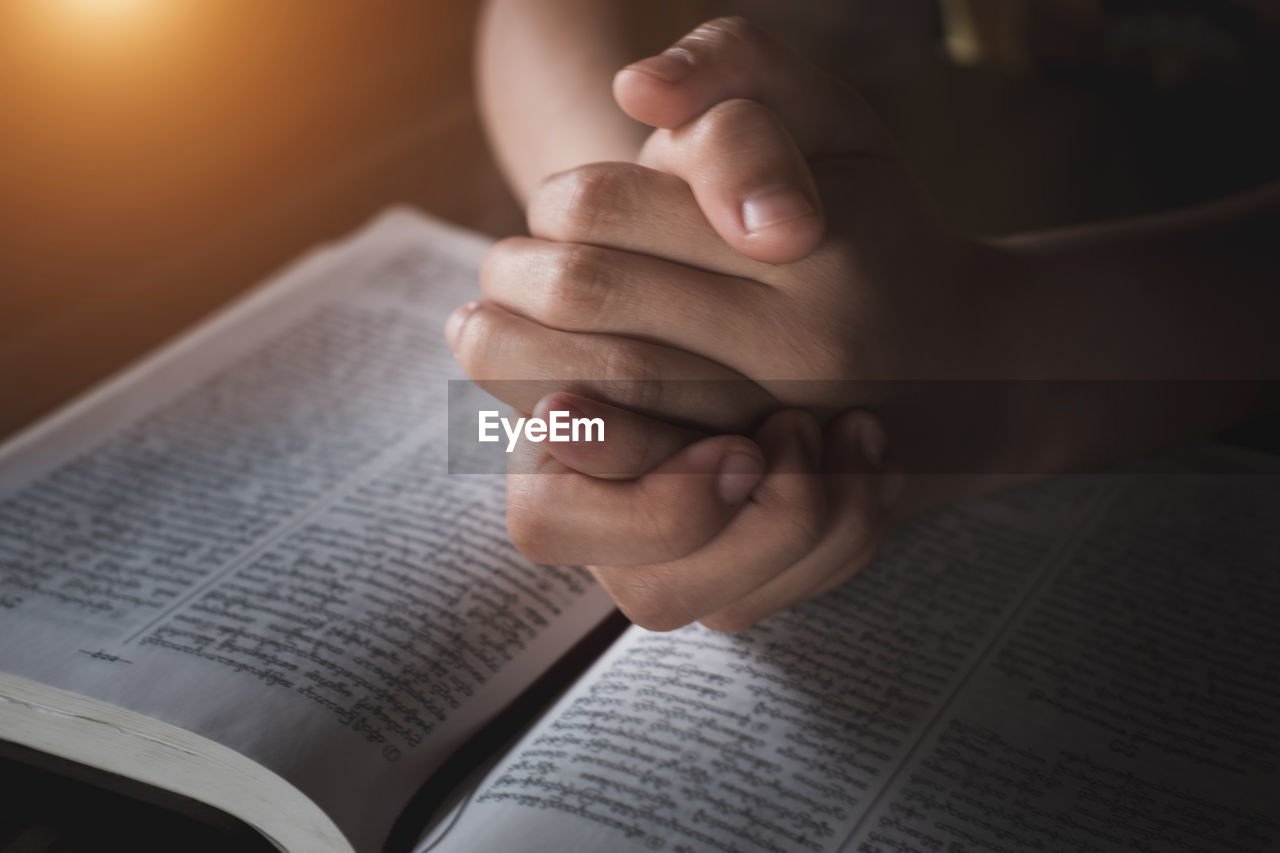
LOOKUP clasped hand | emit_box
[448,18,1020,631]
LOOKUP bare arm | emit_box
[979,180,1280,481]
[475,0,710,201]
[460,15,1280,630]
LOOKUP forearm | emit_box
[998,181,1280,378]
[990,180,1280,471]
[476,0,708,201]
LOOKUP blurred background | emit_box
[2,0,1279,443]
[1,1,1279,848]
[0,0,521,442]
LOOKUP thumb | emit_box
[613,16,892,159]
[636,98,824,265]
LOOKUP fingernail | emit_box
[625,48,694,83]
[742,185,815,234]
[859,416,886,469]
[445,301,478,351]
[846,414,899,509]
[797,413,822,469]
[544,399,592,444]
[717,450,763,505]
[531,394,555,422]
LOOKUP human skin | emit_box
[476,0,711,200]
[467,10,1280,631]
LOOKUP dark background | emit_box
[0,1,522,442]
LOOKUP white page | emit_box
[0,209,615,853]
[424,473,1108,852]
[844,462,1280,852]
[425,451,1280,853]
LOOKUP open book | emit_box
[1,209,1276,853]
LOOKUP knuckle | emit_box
[598,341,652,382]
[539,244,612,328]
[478,237,522,295]
[561,166,615,220]
[596,341,664,413]
[536,163,635,241]
[608,572,695,632]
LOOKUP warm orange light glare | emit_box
[16,0,182,56]
[57,0,153,20]
[33,0,170,41]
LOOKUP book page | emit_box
[844,464,1280,853]
[424,453,1279,853]
[0,209,616,853]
